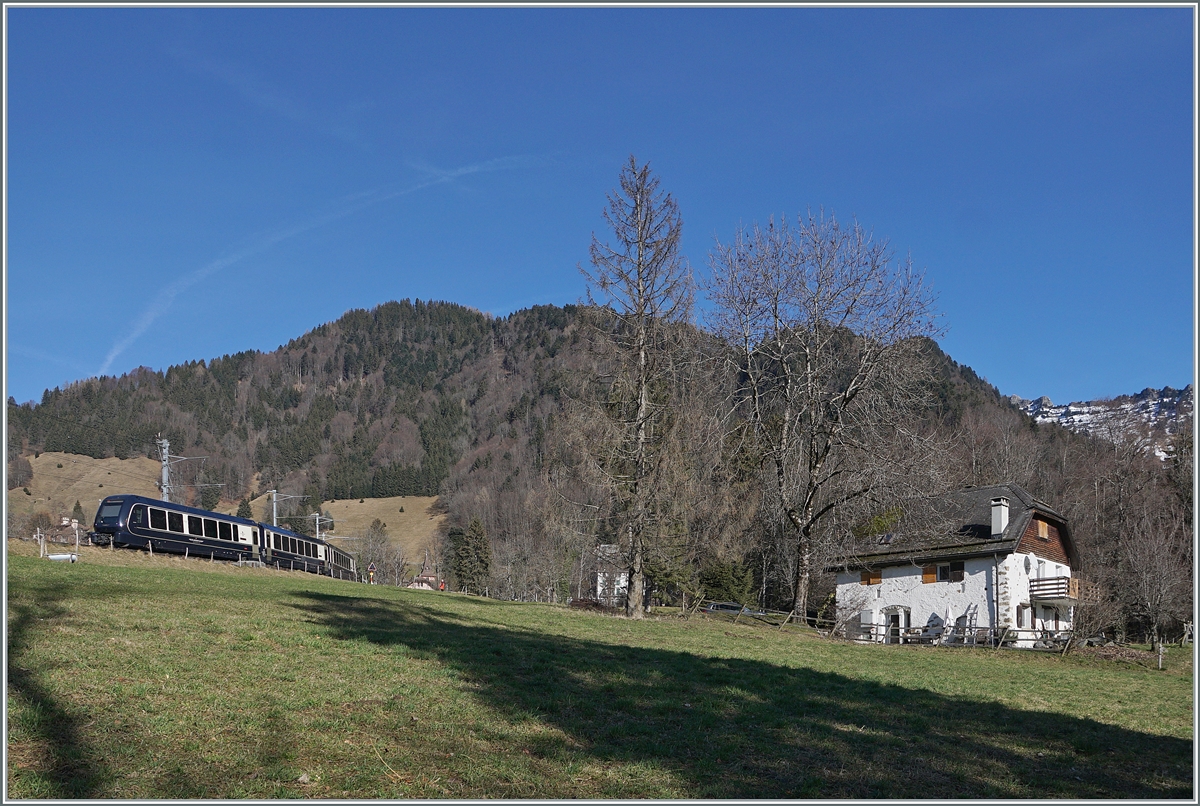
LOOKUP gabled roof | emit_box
[827,484,1076,571]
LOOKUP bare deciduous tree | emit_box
[578,156,694,619]
[1122,503,1192,647]
[706,212,942,617]
[355,518,408,586]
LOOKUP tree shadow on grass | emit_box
[292,592,1192,799]
[7,584,109,798]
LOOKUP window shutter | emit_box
[922,565,936,584]
[870,569,882,585]
[860,570,871,586]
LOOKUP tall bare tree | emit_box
[706,212,942,618]
[578,156,694,619]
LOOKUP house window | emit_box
[860,569,881,585]
[937,561,965,582]
[1017,605,1027,628]
[1037,520,1049,540]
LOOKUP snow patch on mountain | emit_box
[1010,385,1193,460]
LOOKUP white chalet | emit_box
[828,484,1096,648]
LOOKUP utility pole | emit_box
[156,435,208,504]
[306,511,334,540]
[267,490,308,528]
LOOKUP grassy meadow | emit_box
[6,540,1193,799]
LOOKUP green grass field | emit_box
[6,542,1193,799]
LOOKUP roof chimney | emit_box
[991,497,1009,538]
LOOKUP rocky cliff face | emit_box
[1010,385,1193,459]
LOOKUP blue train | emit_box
[89,494,358,581]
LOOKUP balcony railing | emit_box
[1029,576,1099,604]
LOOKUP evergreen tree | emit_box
[467,517,492,593]
[237,498,254,519]
[200,482,222,511]
[71,500,86,524]
[699,560,755,606]
[448,518,492,594]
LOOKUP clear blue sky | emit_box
[5,7,1194,407]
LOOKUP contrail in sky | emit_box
[98,157,538,376]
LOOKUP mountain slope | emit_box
[7,300,581,528]
[1011,385,1193,458]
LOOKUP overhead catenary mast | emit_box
[156,435,213,504]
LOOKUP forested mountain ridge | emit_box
[7,300,578,517]
[8,299,1003,527]
[6,300,1003,495]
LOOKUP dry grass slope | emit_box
[6,452,161,520]
[236,494,446,563]
[6,452,445,562]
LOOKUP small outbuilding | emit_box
[406,551,441,591]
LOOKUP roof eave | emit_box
[827,539,1020,573]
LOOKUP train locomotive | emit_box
[89,494,358,581]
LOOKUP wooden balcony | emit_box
[1029,576,1099,604]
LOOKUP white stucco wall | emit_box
[836,556,998,641]
[1000,551,1072,636]
[836,549,1074,645]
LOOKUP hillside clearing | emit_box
[6,540,1192,799]
[7,452,443,565]
[6,452,161,520]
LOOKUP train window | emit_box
[218,522,232,541]
[98,502,123,519]
[168,512,185,533]
[273,534,281,551]
[204,519,219,539]
[150,508,167,530]
[130,505,146,527]
[289,537,297,554]
[188,516,204,536]
[252,529,258,546]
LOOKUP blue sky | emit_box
[5,6,1194,407]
